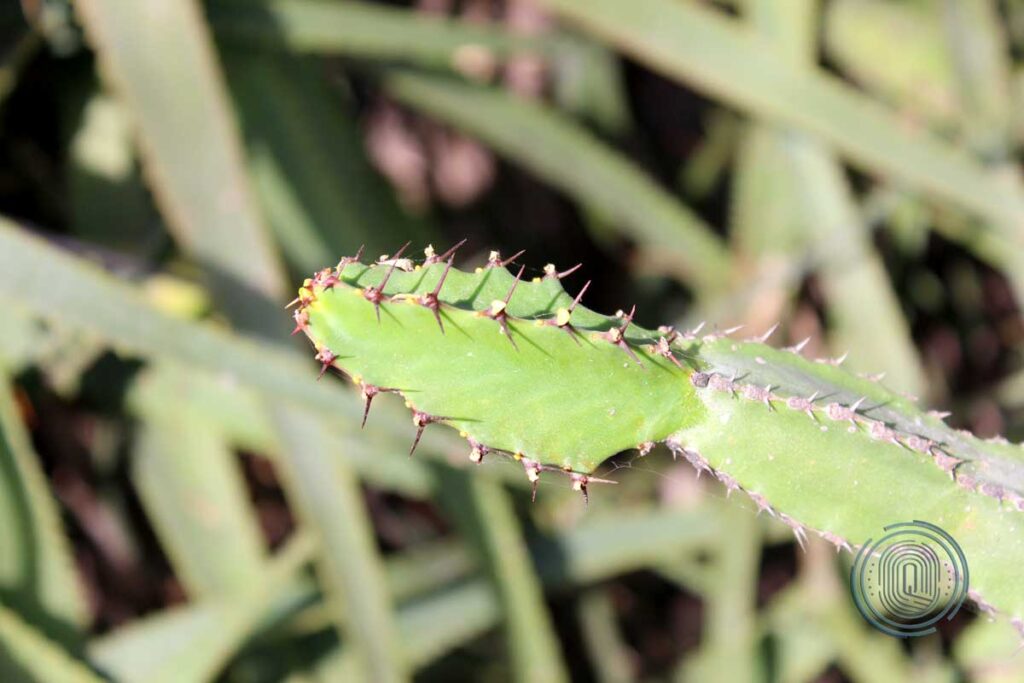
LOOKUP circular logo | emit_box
[850,520,968,638]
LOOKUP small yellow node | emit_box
[555,308,571,327]
[490,300,506,316]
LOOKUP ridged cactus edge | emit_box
[291,243,1024,631]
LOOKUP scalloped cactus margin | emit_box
[291,243,1024,633]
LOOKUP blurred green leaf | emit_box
[0,365,88,643]
[127,362,442,498]
[208,0,547,69]
[132,411,268,599]
[536,0,1024,264]
[577,588,635,683]
[219,47,431,273]
[271,404,407,682]
[745,0,928,397]
[89,532,315,683]
[439,471,569,683]
[0,604,101,683]
[825,0,957,130]
[66,87,160,255]
[75,0,287,321]
[384,70,732,293]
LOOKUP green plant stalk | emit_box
[0,366,88,642]
[296,248,1024,628]
[383,71,731,293]
[132,414,268,600]
[75,0,287,324]
[438,471,569,683]
[0,604,102,683]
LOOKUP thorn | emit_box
[484,265,525,350]
[425,238,468,266]
[545,280,590,343]
[818,351,848,366]
[779,514,807,551]
[360,384,398,429]
[570,472,589,506]
[723,324,744,336]
[786,337,811,354]
[417,255,454,333]
[363,241,411,322]
[928,410,952,420]
[334,245,366,273]
[599,304,643,367]
[681,321,706,340]
[488,249,526,269]
[752,322,779,344]
[654,336,684,368]
[862,371,886,382]
[543,262,582,280]
[742,383,774,410]
[851,396,867,412]
[315,348,336,380]
[786,392,819,420]
[522,458,542,501]
[291,309,309,336]
[468,439,488,464]
[409,410,448,456]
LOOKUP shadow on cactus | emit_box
[292,242,1024,634]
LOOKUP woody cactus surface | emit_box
[295,243,1024,633]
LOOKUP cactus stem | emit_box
[416,255,455,334]
[315,348,337,380]
[598,304,643,367]
[409,409,449,457]
[487,249,526,269]
[363,241,411,322]
[424,238,468,266]
[543,262,582,280]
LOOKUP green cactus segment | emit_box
[296,247,1024,622]
[300,253,704,476]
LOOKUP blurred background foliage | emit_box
[2,0,1024,680]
